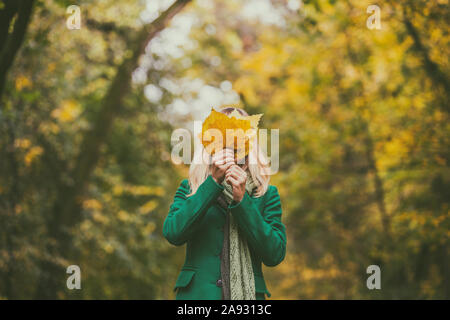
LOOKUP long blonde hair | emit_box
[188,107,271,197]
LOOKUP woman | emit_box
[163,107,286,300]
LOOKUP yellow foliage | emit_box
[92,212,109,224]
[200,108,262,159]
[129,185,163,196]
[103,243,114,254]
[15,75,32,91]
[39,122,60,135]
[83,199,103,210]
[143,222,156,236]
[233,77,259,106]
[113,185,124,195]
[14,138,31,149]
[139,200,158,215]
[117,210,130,222]
[113,184,164,197]
[51,100,81,123]
[24,146,43,166]
[47,62,56,73]
[377,130,414,172]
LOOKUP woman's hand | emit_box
[225,164,248,202]
[211,149,235,184]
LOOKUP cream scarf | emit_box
[221,174,256,300]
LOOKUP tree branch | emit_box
[403,10,450,113]
[85,18,133,40]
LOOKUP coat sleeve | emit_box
[163,175,224,246]
[229,185,287,266]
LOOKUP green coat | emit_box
[163,175,287,300]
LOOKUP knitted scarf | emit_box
[219,173,256,300]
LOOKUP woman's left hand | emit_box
[225,164,247,202]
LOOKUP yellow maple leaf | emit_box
[200,108,263,159]
[242,113,263,128]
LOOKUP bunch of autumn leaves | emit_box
[200,108,263,161]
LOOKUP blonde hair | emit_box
[188,107,271,197]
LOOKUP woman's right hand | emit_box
[211,149,235,184]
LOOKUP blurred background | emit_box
[0,0,448,299]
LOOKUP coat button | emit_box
[216,279,223,287]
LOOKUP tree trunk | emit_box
[0,0,35,102]
[363,123,392,239]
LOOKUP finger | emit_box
[226,164,239,174]
[215,157,235,167]
[223,161,235,169]
[228,173,246,185]
[227,165,242,178]
[219,164,233,173]
[230,165,244,175]
[224,155,236,163]
[228,164,241,172]
[230,166,246,178]
[225,175,240,186]
[225,166,234,176]
[223,156,234,164]
[234,172,247,184]
[226,169,246,183]
[225,171,233,180]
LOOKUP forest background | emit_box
[0,0,448,299]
